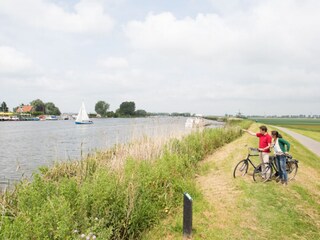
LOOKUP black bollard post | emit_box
[183,193,193,238]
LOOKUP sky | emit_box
[0,0,319,116]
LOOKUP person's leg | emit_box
[259,152,266,177]
[262,153,270,177]
[276,155,282,179]
[280,155,288,184]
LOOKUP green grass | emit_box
[252,118,320,142]
[252,118,320,126]
[0,120,252,240]
[144,123,320,240]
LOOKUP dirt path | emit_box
[276,126,320,156]
[196,129,260,236]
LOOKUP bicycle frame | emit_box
[246,148,260,169]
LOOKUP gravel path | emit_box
[276,127,320,156]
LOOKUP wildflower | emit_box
[92,235,97,239]
[80,233,86,238]
[73,229,79,233]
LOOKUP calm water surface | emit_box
[0,117,207,184]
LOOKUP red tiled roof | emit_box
[16,105,33,113]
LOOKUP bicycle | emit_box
[265,154,299,182]
[234,148,299,183]
[233,148,272,182]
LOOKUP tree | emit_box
[30,99,45,113]
[95,101,110,117]
[0,102,9,112]
[45,102,61,115]
[135,109,147,117]
[106,111,115,118]
[119,101,135,116]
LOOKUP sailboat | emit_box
[75,102,93,124]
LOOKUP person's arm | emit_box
[280,138,291,152]
[258,143,271,152]
[242,129,256,136]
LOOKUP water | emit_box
[0,117,199,184]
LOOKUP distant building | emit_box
[236,110,246,119]
[15,105,34,113]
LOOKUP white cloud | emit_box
[0,46,34,73]
[0,0,114,34]
[124,3,320,64]
[98,57,129,69]
[123,0,320,114]
[125,12,231,57]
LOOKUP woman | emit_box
[271,131,291,185]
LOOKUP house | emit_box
[16,105,34,113]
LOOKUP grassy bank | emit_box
[145,123,320,239]
[0,121,251,239]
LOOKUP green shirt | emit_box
[278,138,290,152]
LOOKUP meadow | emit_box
[252,118,320,142]
[0,120,251,240]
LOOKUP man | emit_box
[243,126,272,176]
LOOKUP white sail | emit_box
[76,102,91,123]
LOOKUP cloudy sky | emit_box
[0,0,319,115]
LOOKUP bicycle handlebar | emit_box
[285,153,292,159]
[248,147,261,152]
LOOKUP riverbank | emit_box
[0,120,251,239]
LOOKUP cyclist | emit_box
[242,126,272,177]
[271,131,291,185]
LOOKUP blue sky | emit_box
[0,0,319,115]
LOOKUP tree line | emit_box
[1,99,147,118]
[95,101,147,118]
[1,99,193,118]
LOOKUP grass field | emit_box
[252,118,320,126]
[144,123,320,239]
[252,118,320,142]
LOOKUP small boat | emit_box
[46,115,58,120]
[185,118,195,128]
[185,116,207,128]
[75,102,93,124]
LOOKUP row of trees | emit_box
[11,99,61,116]
[95,101,148,118]
[30,99,61,115]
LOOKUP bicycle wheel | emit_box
[233,159,249,178]
[253,163,272,183]
[286,160,298,181]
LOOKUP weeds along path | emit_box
[197,134,249,222]
[196,126,260,239]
